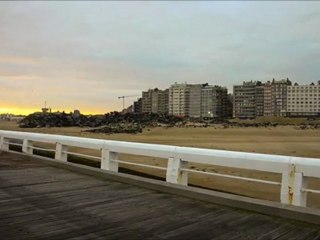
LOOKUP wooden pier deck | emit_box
[1,152,320,240]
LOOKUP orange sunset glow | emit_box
[0,107,110,116]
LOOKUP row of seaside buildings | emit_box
[131,79,320,119]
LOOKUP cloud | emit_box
[0,56,40,65]
[0,1,320,113]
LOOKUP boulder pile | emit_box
[19,111,185,134]
[19,112,103,128]
[18,111,320,133]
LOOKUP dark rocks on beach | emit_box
[18,111,320,133]
[18,112,185,134]
[19,112,77,128]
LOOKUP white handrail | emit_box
[1,130,319,208]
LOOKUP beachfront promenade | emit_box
[1,130,320,239]
[1,152,320,239]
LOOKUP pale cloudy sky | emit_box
[0,1,320,114]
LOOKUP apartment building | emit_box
[154,89,169,114]
[168,83,190,117]
[141,88,169,114]
[233,81,258,118]
[201,85,229,119]
[287,82,320,117]
[141,91,152,113]
[263,82,272,116]
[134,79,320,119]
[133,98,142,113]
[255,83,265,117]
[168,83,230,119]
[271,78,291,117]
[233,78,292,118]
[189,84,203,118]
[201,85,216,118]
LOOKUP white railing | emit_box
[0,130,320,207]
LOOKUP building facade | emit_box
[133,98,142,113]
[287,82,320,117]
[141,91,152,113]
[255,83,265,117]
[271,78,291,117]
[263,82,272,116]
[188,84,203,118]
[155,89,169,114]
[233,81,258,118]
[141,88,169,114]
[134,79,320,119]
[233,78,293,118]
[168,83,190,117]
[168,83,230,119]
[201,85,229,119]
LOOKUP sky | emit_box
[1,1,320,115]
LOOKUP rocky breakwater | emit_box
[19,112,185,134]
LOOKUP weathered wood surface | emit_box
[0,152,319,240]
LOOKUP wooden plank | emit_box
[0,179,109,201]
[0,184,149,220]
[0,153,320,240]
[276,227,320,240]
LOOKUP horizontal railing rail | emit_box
[1,130,320,207]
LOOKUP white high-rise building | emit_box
[287,82,320,117]
[168,83,190,117]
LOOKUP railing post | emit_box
[0,137,9,151]
[101,148,119,172]
[166,156,188,185]
[280,162,307,207]
[22,139,33,154]
[55,142,68,161]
